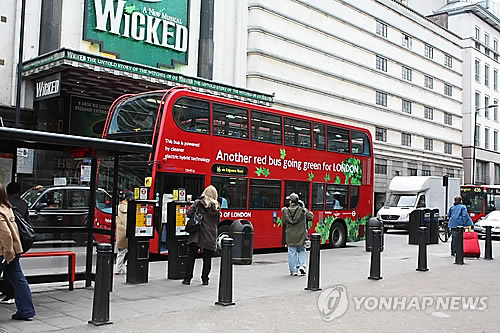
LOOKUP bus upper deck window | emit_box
[313,123,326,151]
[327,126,349,154]
[352,131,371,156]
[173,98,210,134]
[213,104,249,139]
[284,117,311,148]
[251,111,282,144]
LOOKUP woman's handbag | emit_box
[1,209,35,253]
[185,206,203,233]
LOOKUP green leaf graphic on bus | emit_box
[308,172,314,181]
[334,176,341,184]
[315,216,334,244]
[342,157,362,185]
[324,174,330,182]
[124,4,136,14]
[307,220,312,230]
[280,149,286,159]
[255,167,270,177]
[276,217,283,228]
[345,215,370,242]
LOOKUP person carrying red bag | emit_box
[447,196,474,256]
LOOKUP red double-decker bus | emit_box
[460,185,500,222]
[96,88,374,254]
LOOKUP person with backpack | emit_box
[1,182,31,304]
[182,185,220,286]
[0,184,36,321]
[282,193,314,276]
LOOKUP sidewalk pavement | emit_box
[0,233,499,333]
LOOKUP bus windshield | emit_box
[386,194,417,208]
[461,189,484,214]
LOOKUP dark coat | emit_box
[8,194,30,222]
[186,198,220,252]
[282,203,314,247]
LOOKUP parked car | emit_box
[474,210,500,239]
[21,185,112,245]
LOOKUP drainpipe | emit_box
[197,0,214,80]
[15,0,27,127]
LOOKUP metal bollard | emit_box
[485,226,493,260]
[455,226,464,265]
[416,226,429,272]
[305,233,322,291]
[368,230,382,280]
[89,243,113,326]
[215,237,235,306]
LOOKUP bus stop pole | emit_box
[86,157,98,287]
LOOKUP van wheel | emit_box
[329,222,346,248]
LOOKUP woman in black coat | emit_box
[182,185,220,285]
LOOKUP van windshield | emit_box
[386,194,417,208]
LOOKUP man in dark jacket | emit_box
[1,182,30,304]
[282,193,313,276]
[447,196,473,256]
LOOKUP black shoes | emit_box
[12,313,33,321]
[202,281,209,285]
[181,279,190,285]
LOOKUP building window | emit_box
[375,159,387,175]
[494,39,498,51]
[485,64,490,87]
[494,69,498,91]
[444,54,452,68]
[485,33,490,47]
[375,127,387,142]
[402,34,412,49]
[424,106,433,120]
[444,84,452,97]
[422,169,431,176]
[495,164,500,184]
[424,138,433,151]
[401,132,411,146]
[475,26,480,40]
[376,91,387,106]
[485,127,490,149]
[494,103,498,122]
[475,59,480,82]
[494,130,498,151]
[424,76,433,89]
[376,55,387,72]
[408,168,417,176]
[424,44,433,59]
[402,99,412,114]
[475,91,481,110]
[444,112,453,125]
[444,142,452,154]
[376,21,387,37]
[485,96,490,118]
[402,66,412,81]
[475,124,480,146]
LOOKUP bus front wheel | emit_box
[329,221,347,248]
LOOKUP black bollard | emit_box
[485,226,493,260]
[305,233,322,291]
[215,237,235,306]
[368,230,383,280]
[89,243,113,326]
[455,226,464,265]
[416,226,429,272]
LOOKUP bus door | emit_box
[283,181,310,245]
[155,172,204,253]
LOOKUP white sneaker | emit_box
[298,266,307,276]
[0,297,15,304]
[290,272,298,276]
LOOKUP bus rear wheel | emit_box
[329,221,347,248]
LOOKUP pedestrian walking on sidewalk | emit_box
[447,196,473,256]
[183,185,220,286]
[282,193,313,276]
[115,191,132,275]
[0,184,36,321]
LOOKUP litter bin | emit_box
[365,217,384,252]
[229,219,254,265]
[429,208,439,244]
[409,209,424,245]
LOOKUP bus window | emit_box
[327,126,349,154]
[349,185,360,210]
[213,104,248,139]
[326,184,348,210]
[108,93,162,135]
[173,98,210,134]
[313,123,326,151]
[284,181,310,208]
[351,131,371,156]
[251,111,282,144]
[284,118,312,148]
[486,190,500,213]
[312,183,325,210]
[211,176,248,209]
[249,179,281,209]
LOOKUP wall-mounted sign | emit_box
[70,96,111,138]
[212,164,248,176]
[34,73,61,101]
[84,0,189,68]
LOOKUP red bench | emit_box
[21,251,76,291]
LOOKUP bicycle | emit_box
[438,219,451,243]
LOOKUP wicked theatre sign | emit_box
[84,0,189,68]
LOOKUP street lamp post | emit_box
[472,104,497,185]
